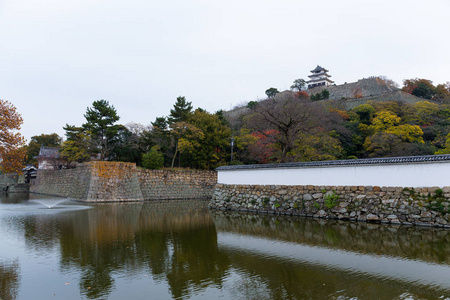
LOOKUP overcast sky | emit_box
[1,0,449,141]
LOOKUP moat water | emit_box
[1,193,449,300]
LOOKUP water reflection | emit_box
[211,211,450,299]
[0,259,20,300]
[56,200,230,299]
[1,194,450,299]
[211,211,450,265]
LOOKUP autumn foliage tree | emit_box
[244,93,329,163]
[402,78,437,99]
[0,99,26,173]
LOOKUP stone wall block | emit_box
[210,184,450,228]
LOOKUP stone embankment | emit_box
[138,169,217,200]
[308,77,395,100]
[210,184,450,228]
[31,161,217,202]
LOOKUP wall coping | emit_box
[216,154,450,171]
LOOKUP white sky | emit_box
[1,0,449,141]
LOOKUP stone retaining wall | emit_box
[31,166,89,198]
[30,162,216,202]
[137,169,217,200]
[210,184,450,228]
[308,77,395,100]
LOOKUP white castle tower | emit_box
[307,65,334,89]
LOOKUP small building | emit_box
[36,146,64,170]
[23,165,37,183]
[307,65,334,89]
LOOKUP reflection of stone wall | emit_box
[210,184,450,228]
[0,174,28,192]
[30,162,216,202]
[211,210,450,265]
[137,169,217,200]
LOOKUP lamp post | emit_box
[230,136,235,163]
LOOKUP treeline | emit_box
[25,97,231,170]
[24,77,450,170]
[234,94,450,165]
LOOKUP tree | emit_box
[169,121,203,168]
[108,125,143,163]
[265,88,279,99]
[25,133,62,166]
[60,124,91,165]
[247,101,259,109]
[310,89,330,101]
[291,131,342,162]
[0,99,26,173]
[295,91,309,99]
[83,100,121,160]
[402,78,437,99]
[142,146,164,169]
[350,104,376,125]
[185,109,232,169]
[247,129,279,164]
[378,76,399,88]
[321,89,330,99]
[245,93,327,163]
[149,116,171,166]
[168,96,193,124]
[290,79,306,91]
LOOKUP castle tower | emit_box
[307,65,334,89]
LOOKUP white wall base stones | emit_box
[209,184,450,228]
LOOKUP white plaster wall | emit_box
[217,162,450,187]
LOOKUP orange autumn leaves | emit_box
[0,99,26,173]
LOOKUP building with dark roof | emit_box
[307,65,334,89]
[36,146,63,169]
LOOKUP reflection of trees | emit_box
[55,200,229,299]
[0,259,20,300]
[211,211,450,264]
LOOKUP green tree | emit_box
[290,79,306,91]
[108,125,143,164]
[185,109,232,169]
[310,89,330,101]
[25,133,62,166]
[169,121,204,168]
[402,78,437,100]
[321,89,330,99]
[168,96,193,124]
[247,101,258,109]
[142,146,164,169]
[149,116,171,166]
[265,88,279,99]
[60,125,92,165]
[291,131,342,162]
[83,100,121,160]
[350,104,376,125]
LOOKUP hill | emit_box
[224,77,425,128]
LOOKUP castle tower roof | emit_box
[310,65,329,73]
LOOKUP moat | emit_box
[1,193,449,299]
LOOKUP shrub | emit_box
[324,191,339,209]
[142,146,164,169]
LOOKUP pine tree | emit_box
[168,96,193,123]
